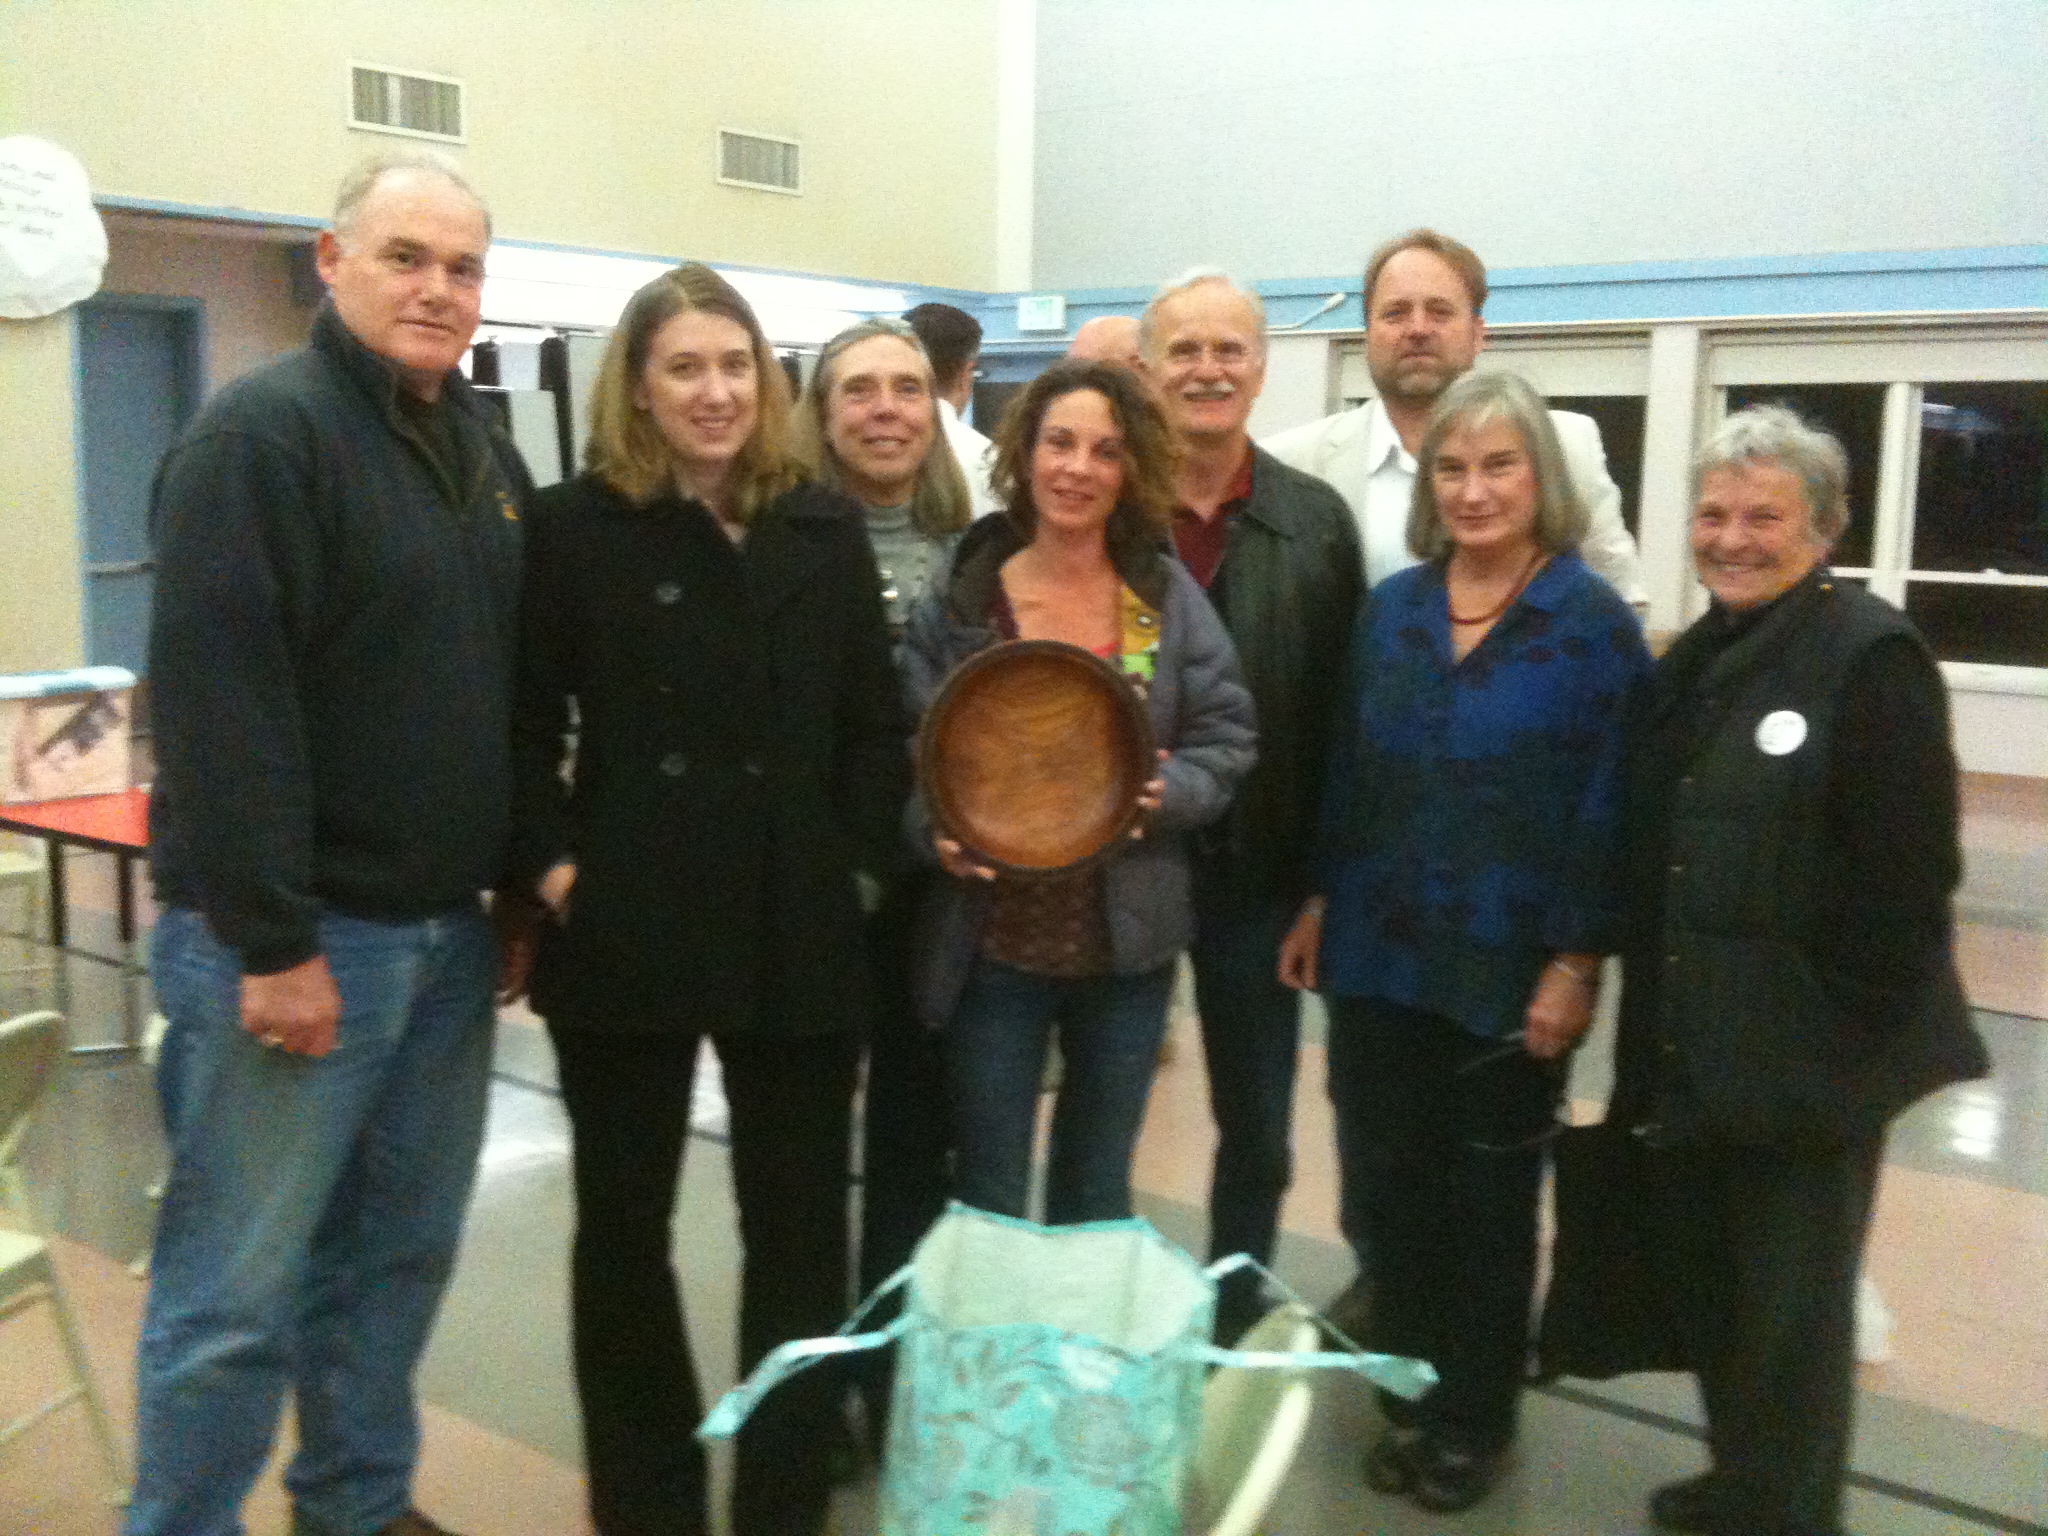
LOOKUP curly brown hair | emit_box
[988,359,1179,542]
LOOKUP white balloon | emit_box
[0,136,108,320]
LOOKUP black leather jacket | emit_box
[1197,444,1362,905]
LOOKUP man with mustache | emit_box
[1140,270,1362,1344]
[1266,228,1644,602]
[132,151,525,1536]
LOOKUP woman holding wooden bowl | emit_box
[903,358,1254,1227]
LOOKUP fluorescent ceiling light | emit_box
[481,240,908,345]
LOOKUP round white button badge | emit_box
[1755,709,1808,756]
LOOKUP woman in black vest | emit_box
[501,264,906,1536]
[1612,405,1987,1536]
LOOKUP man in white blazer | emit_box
[1264,228,1645,604]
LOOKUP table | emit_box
[0,790,152,1055]
[0,787,149,955]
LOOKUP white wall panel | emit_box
[1033,0,2048,290]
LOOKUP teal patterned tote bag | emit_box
[701,1203,1435,1536]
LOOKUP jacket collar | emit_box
[1362,398,1414,476]
[943,508,1172,623]
[1651,567,1836,722]
[310,300,481,424]
[1236,442,1331,539]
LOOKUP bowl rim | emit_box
[915,638,1157,881]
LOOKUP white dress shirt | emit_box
[938,398,1000,517]
[1263,396,1647,603]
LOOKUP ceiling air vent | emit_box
[718,129,801,195]
[350,63,465,143]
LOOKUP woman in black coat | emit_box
[1611,405,1986,1536]
[502,264,906,1536]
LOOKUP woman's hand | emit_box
[1129,750,1169,840]
[492,895,543,1005]
[935,836,999,882]
[537,860,577,920]
[1524,954,1599,1059]
[497,860,577,1004]
[1276,897,1326,992]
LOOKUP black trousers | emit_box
[549,1022,859,1536]
[1326,996,1564,1452]
[858,873,952,1295]
[1647,1131,1886,1535]
[851,874,953,1417]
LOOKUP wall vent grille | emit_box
[350,64,465,143]
[718,129,802,195]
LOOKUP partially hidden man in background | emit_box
[132,151,525,1536]
[1264,227,1645,606]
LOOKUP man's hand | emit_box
[1277,898,1325,992]
[241,954,342,1057]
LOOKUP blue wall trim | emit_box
[97,193,328,231]
[974,245,2048,346]
[92,195,2043,347]
[94,194,990,306]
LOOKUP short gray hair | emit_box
[332,150,491,242]
[1407,369,1588,561]
[1138,268,1267,360]
[1693,405,1851,543]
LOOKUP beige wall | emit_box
[0,314,84,673]
[102,223,317,393]
[0,228,314,679]
[0,0,1004,682]
[2,0,1002,289]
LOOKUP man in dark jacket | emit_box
[1139,270,1363,1343]
[132,152,526,1536]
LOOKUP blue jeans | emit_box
[1189,894,1304,1316]
[944,958,1175,1224]
[129,904,495,1536]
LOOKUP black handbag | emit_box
[1535,1120,1692,1380]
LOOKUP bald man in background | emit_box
[1067,314,1143,370]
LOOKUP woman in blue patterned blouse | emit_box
[1279,368,1652,1513]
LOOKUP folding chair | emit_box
[0,1009,129,1501]
[1188,1303,1322,1536]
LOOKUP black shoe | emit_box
[1214,1292,1265,1350]
[1361,1424,1426,1495]
[293,1513,464,1536]
[1409,1433,1508,1513]
[1322,1275,1373,1341]
[1649,1470,1754,1533]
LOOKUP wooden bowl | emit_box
[917,640,1156,878]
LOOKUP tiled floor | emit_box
[3,773,2043,1534]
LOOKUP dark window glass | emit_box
[1905,582,2048,668]
[1550,395,1646,537]
[1911,382,2048,577]
[1724,384,1885,568]
[973,380,1026,438]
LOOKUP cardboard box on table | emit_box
[0,667,135,804]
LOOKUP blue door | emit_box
[75,297,202,677]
